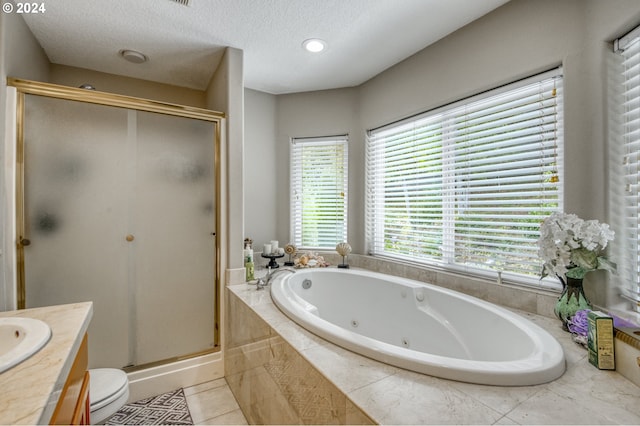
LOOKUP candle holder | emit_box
[261,253,284,269]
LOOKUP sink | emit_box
[0,317,51,373]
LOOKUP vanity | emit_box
[0,302,93,424]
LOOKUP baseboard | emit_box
[125,351,224,402]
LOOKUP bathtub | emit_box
[270,268,565,386]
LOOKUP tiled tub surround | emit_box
[225,287,375,424]
[226,270,640,424]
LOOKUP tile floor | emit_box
[183,378,248,425]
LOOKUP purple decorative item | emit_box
[566,309,590,347]
[567,309,590,336]
[611,314,637,328]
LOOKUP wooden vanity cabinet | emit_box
[50,334,90,425]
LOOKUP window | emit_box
[611,27,640,314]
[366,69,563,285]
[290,135,348,249]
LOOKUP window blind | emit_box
[612,28,640,314]
[366,69,563,284]
[290,135,348,249]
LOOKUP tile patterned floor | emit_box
[183,378,248,425]
[107,388,193,425]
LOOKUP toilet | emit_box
[89,368,130,424]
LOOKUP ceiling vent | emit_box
[169,0,189,6]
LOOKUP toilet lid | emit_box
[89,368,129,407]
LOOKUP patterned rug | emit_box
[106,388,193,425]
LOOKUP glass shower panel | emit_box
[133,111,216,365]
[23,95,131,368]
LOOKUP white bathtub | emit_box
[270,268,565,386]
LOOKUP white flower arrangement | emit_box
[537,212,616,280]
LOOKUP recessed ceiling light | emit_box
[119,49,148,64]
[302,39,326,53]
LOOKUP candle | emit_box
[270,240,279,252]
[263,243,272,255]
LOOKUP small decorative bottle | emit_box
[244,244,255,281]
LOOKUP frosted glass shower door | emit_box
[23,96,132,368]
[133,110,216,364]
[22,94,217,369]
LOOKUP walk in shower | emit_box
[9,79,222,370]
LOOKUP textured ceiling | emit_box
[20,0,509,94]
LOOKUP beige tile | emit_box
[200,408,248,425]
[272,320,330,352]
[494,414,521,425]
[224,371,250,416]
[252,300,292,327]
[184,379,247,426]
[436,272,489,300]
[346,398,376,425]
[225,337,275,376]
[226,292,274,347]
[349,370,502,425]
[546,357,640,424]
[301,343,399,393]
[247,366,300,424]
[417,267,438,284]
[183,378,228,396]
[506,388,613,424]
[536,292,558,318]
[186,383,241,424]
[263,341,347,424]
[487,284,537,313]
[448,379,543,415]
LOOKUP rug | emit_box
[106,388,193,425]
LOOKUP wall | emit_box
[0,12,50,311]
[50,65,207,107]
[244,88,277,254]
[268,0,640,309]
[206,47,245,283]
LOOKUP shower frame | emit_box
[8,77,224,359]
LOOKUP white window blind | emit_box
[290,135,348,249]
[612,27,640,314]
[366,69,563,283]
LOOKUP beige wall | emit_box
[207,47,245,277]
[50,65,207,107]
[244,88,277,255]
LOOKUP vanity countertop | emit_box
[0,302,93,425]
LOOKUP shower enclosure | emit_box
[10,79,222,370]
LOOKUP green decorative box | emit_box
[587,310,616,370]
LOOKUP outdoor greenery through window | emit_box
[611,26,640,315]
[366,69,564,284]
[290,135,348,249]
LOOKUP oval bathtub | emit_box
[270,268,565,386]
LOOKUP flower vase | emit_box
[554,276,592,330]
